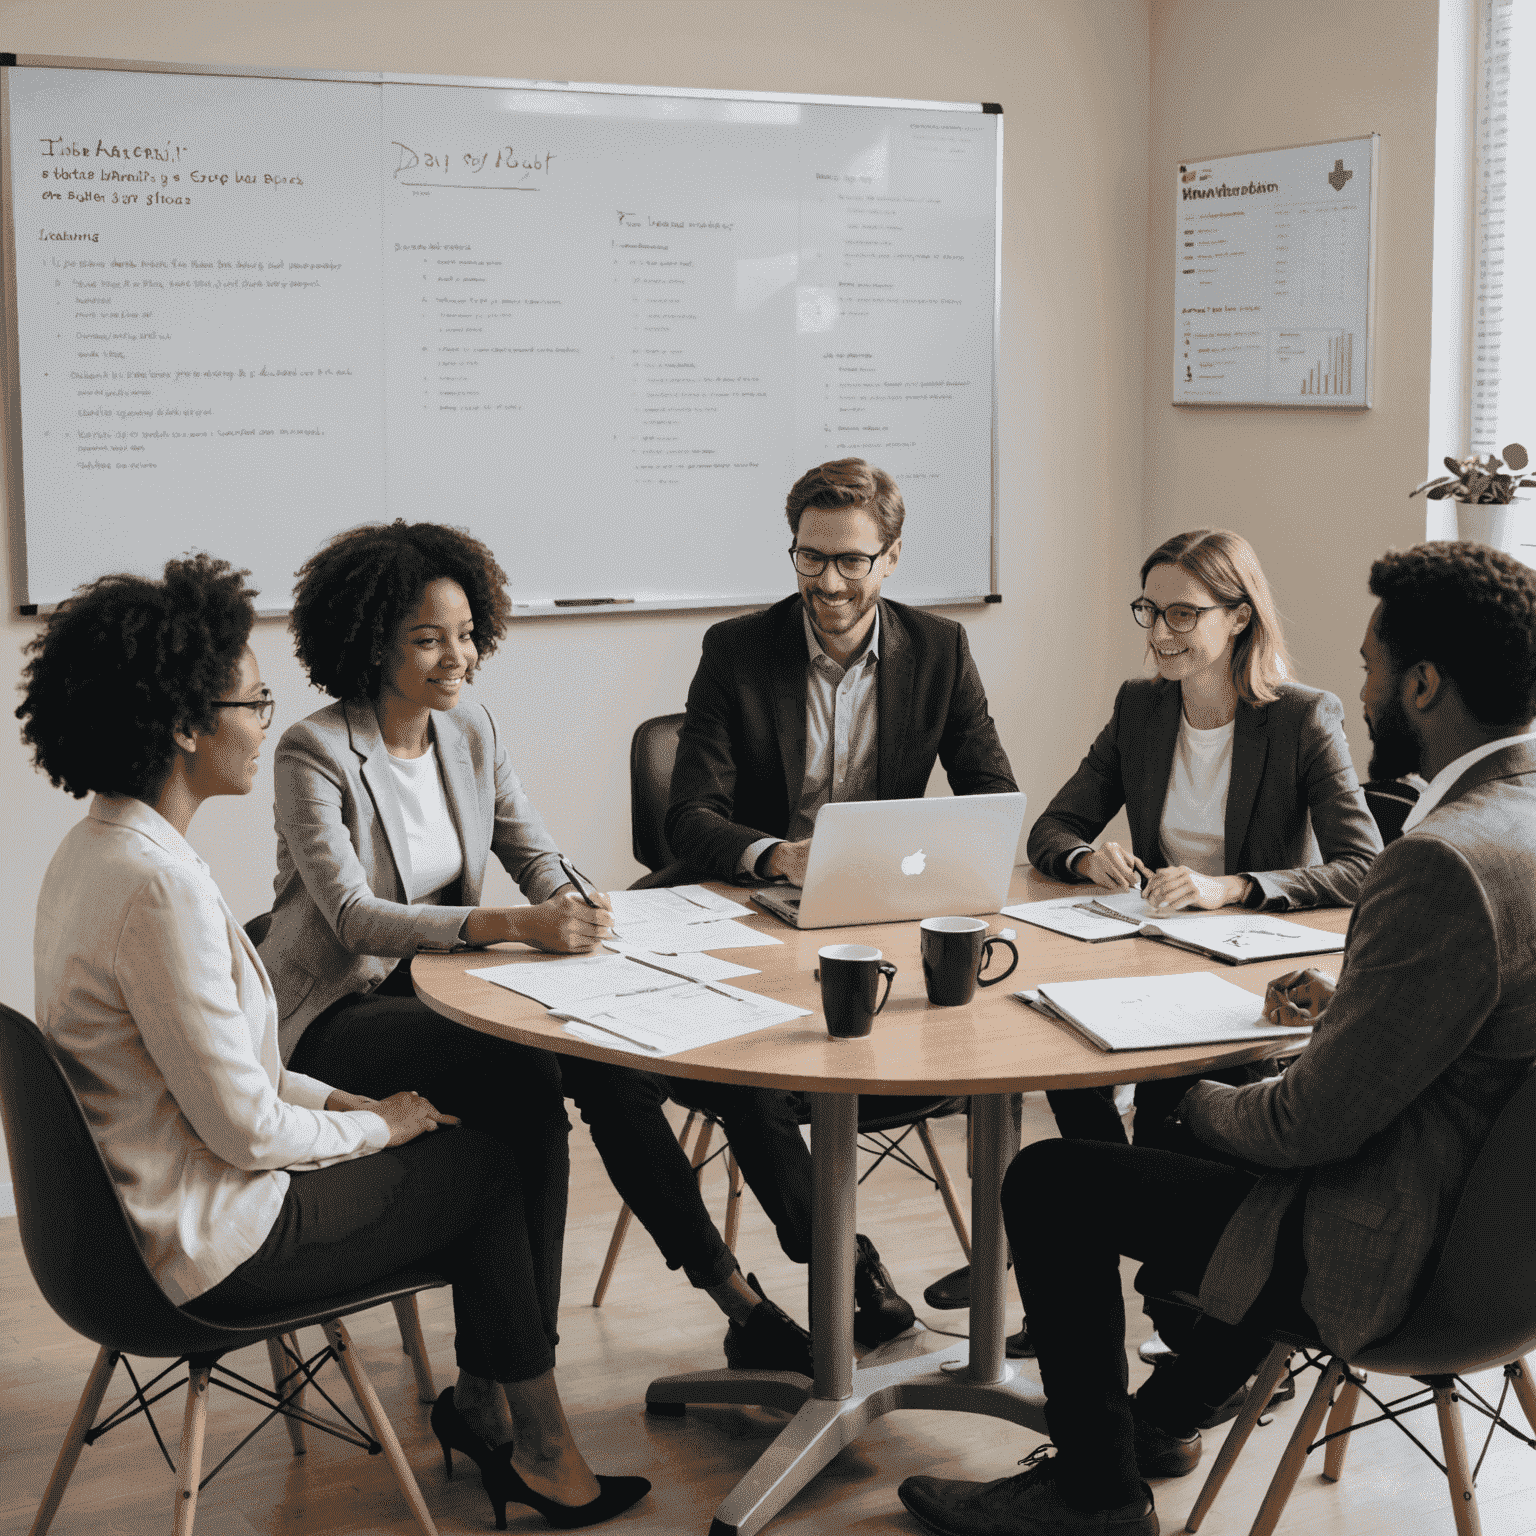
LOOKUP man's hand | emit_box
[1078,841,1151,891]
[767,838,812,885]
[1263,967,1336,1026]
[517,888,614,952]
[1142,866,1248,911]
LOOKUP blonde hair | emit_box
[1140,529,1292,705]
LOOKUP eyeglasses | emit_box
[1130,598,1235,634]
[789,543,890,580]
[211,689,275,729]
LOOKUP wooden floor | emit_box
[4,1095,1536,1536]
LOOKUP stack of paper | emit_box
[1018,971,1315,1053]
[603,885,782,955]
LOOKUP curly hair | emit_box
[289,521,513,701]
[1369,541,1536,728]
[785,458,905,545]
[15,554,258,800]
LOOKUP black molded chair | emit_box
[1362,776,1422,846]
[0,1003,448,1536]
[628,711,690,888]
[1183,1066,1536,1536]
[242,909,438,1404]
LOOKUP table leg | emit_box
[966,1092,1018,1384]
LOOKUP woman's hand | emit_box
[374,1090,460,1147]
[516,888,614,953]
[1078,842,1151,891]
[1263,968,1336,1026]
[1142,866,1247,911]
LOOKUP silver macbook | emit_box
[752,792,1027,929]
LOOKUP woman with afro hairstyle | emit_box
[21,554,648,1529]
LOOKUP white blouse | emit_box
[1158,714,1234,877]
[33,796,390,1304]
[385,745,464,903]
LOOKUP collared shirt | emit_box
[1400,730,1536,834]
[33,796,390,1303]
[740,605,882,873]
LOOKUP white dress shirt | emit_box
[1400,730,1536,834]
[33,796,390,1304]
[385,745,464,902]
[741,606,881,873]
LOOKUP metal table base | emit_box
[642,1093,1046,1536]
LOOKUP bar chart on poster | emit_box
[1172,135,1376,409]
[1,59,1001,613]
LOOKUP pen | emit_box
[558,855,602,909]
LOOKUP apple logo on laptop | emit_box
[901,848,927,877]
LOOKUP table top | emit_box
[411,868,1349,1096]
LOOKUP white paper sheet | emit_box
[605,886,754,929]
[603,918,782,954]
[603,947,760,983]
[468,953,681,1010]
[555,981,810,1056]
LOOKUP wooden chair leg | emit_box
[265,1335,307,1455]
[323,1319,438,1536]
[690,1116,716,1179]
[1183,1340,1293,1532]
[1322,1369,1365,1482]
[171,1364,212,1536]
[723,1148,744,1253]
[1434,1381,1485,1536]
[29,1345,120,1536]
[392,1295,438,1403]
[916,1119,972,1262]
[1246,1356,1347,1536]
[1508,1357,1536,1437]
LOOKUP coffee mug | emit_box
[920,916,1019,1006]
[814,944,897,1038]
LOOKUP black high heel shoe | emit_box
[429,1388,651,1530]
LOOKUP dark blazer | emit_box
[665,595,1018,880]
[1026,676,1381,909]
[1188,741,1536,1359]
[260,698,566,1062]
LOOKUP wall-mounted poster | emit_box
[1172,134,1377,408]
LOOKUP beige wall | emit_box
[0,0,1153,1036]
[1145,0,1442,775]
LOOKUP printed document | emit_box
[470,949,759,1008]
[556,982,810,1056]
[602,919,782,955]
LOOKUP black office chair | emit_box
[1183,1065,1536,1536]
[1362,776,1421,845]
[628,711,690,888]
[0,1003,448,1536]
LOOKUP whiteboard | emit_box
[1,58,1002,615]
[1171,135,1377,409]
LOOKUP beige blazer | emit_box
[261,698,566,1062]
[1187,740,1536,1358]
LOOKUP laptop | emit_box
[752,792,1028,930]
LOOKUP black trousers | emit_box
[192,1126,555,1382]
[557,1056,814,1283]
[1047,1063,1269,1150]
[287,987,570,1359]
[1002,1138,1309,1511]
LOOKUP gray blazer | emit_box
[1187,741,1536,1359]
[1027,677,1381,909]
[260,698,566,1063]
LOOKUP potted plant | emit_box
[1411,444,1536,560]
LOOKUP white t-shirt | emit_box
[385,746,464,903]
[1158,714,1235,877]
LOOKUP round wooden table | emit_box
[413,868,1347,1536]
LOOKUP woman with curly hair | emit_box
[20,554,648,1530]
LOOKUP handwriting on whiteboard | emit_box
[391,141,555,189]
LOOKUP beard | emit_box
[1366,688,1422,780]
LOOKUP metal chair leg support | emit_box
[322,1319,438,1536]
[171,1365,211,1536]
[1434,1381,1485,1536]
[915,1119,971,1262]
[29,1345,121,1536]
[690,1116,716,1180]
[265,1336,307,1455]
[1183,1340,1293,1533]
[1509,1357,1536,1438]
[392,1296,438,1403]
[1322,1369,1365,1482]
[1246,1355,1346,1536]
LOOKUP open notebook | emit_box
[1002,890,1345,965]
[1019,970,1316,1053]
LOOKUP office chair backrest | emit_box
[1361,778,1420,846]
[1356,1064,1536,1375]
[0,1003,236,1359]
[630,712,686,872]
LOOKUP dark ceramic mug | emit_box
[814,943,897,1038]
[919,916,1019,1006]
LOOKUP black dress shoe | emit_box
[1006,1324,1035,1359]
[1132,1404,1202,1478]
[922,1259,1014,1311]
[853,1233,916,1345]
[723,1274,813,1375]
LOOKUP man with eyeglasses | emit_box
[654,459,1017,1369]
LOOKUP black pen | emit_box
[557,855,602,909]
